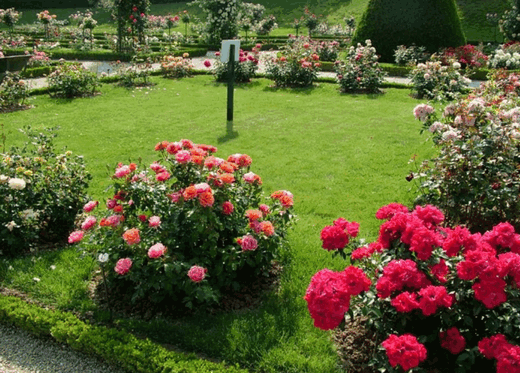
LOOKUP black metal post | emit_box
[227,44,235,122]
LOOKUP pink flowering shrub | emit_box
[305,203,520,372]
[77,139,295,308]
[210,45,261,83]
[265,36,321,87]
[335,39,386,93]
[412,71,520,232]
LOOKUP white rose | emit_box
[8,178,26,190]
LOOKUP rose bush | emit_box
[411,71,520,233]
[0,72,30,112]
[265,36,321,87]
[74,139,295,309]
[306,203,520,372]
[47,60,100,98]
[335,39,386,93]
[0,126,91,256]
[160,53,193,79]
[210,44,261,83]
[409,60,471,101]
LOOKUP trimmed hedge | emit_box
[0,295,248,373]
[353,0,466,63]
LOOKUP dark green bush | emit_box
[353,0,466,62]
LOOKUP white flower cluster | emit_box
[489,49,520,70]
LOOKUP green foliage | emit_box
[47,61,100,98]
[353,0,466,62]
[0,126,91,255]
[412,71,520,232]
[335,39,386,93]
[500,0,520,41]
[394,45,430,66]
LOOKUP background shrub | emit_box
[265,36,320,87]
[353,0,466,63]
[47,61,100,98]
[335,39,386,93]
[0,126,91,255]
[394,44,430,66]
[409,60,471,100]
[0,72,30,111]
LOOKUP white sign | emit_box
[220,40,240,63]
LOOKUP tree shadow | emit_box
[217,121,239,144]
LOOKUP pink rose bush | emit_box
[306,203,520,372]
[210,45,262,83]
[265,36,321,87]
[75,139,295,308]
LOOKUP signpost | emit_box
[221,40,240,122]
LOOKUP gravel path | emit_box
[0,323,127,373]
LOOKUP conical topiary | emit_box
[352,0,466,63]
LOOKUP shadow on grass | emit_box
[209,80,264,90]
[262,85,318,95]
[338,91,385,100]
[217,121,239,143]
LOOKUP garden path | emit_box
[23,51,423,90]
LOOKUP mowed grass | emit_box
[9,0,511,42]
[0,76,436,372]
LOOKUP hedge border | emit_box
[0,295,248,373]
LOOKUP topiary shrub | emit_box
[352,0,466,63]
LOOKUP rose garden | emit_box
[1,0,520,372]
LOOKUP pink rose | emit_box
[68,230,84,244]
[115,258,132,275]
[83,201,98,212]
[148,216,161,227]
[187,265,207,283]
[204,59,211,68]
[175,150,191,164]
[148,243,167,259]
[240,234,258,251]
[81,216,97,231]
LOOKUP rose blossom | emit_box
[122,228,140,245]
[222,201,234,215]
[83,201,99,212]
[8,178,26,190]
[175,150,191,164]
[81,216,97,230]
[115,258,132,275]
[148,243,167,259]
[68,230,84,244]
[149,216,161,227]
[240,234,258,251]
[187,265,207,282]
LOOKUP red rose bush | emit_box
[71,139,295,309]
[305,203,520,372]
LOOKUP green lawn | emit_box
[0,76,437,372]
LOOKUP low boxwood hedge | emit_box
[0,295,248,373]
